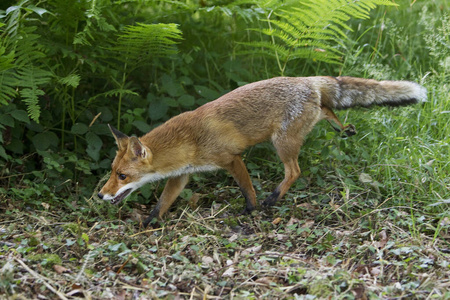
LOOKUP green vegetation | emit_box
[0,0,449,298]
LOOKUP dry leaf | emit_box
[255,277,277,286]
[359,173,373,183]
[53,265,69,274]
[297,203,314,210]
[130,208,145,222]
[201,256,214,266]
[330,202,340,210]
[228,234,238,242]
[189,193,202,209]
[440,217,450,226]
[116,290,127,300]
[241,245,262,256]
[67,283,84,297]
[377,230,389,249]
[276,234,288,241]
[335,230,353,238]
[351,283,367,300]
[272,217,282,225]
[370,267,381,277]
[302,220,315,228]
[286,217,300,227]
[222,267,235,277]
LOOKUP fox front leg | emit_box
[142,174,190,228]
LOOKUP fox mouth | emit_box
[111,189,132,205]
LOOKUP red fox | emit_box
[97,76,427,227]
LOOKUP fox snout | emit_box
[97,193,104,199]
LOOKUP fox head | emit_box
[98,125,156,205]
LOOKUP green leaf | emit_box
[86,132,103,161]
[148,100,169,120]
[132,120,152,133]
[26,5,49,17]
[108,243,123,252]
[6,6,20,15]
[86,132,102,149]
[32,131,59,151]
[98,107,113,122]
[0,114,14,127]
[178,95,196,108]
[0,146,7,160]
[162,97,179,107]
[194,85,220,101]
[81,233,89,244]
[71,123,89,135]
[10,110,30,124]
[161,74,184,97]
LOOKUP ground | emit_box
[1,179,449,299]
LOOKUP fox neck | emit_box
[138,115,219,180]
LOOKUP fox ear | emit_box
[108,124,129,150]
[128,136,152,160]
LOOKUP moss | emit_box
[27,253,62,268]
[223,217,239,228]
[62,223,81,235]
[308,278,333,298]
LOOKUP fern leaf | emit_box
[111,23,182,65]
[1,5,54,122]
[20,87,45,122]
[57,74,81,88]
[89,89,139,103]
[239,0,397,71]
[0,46,18,105]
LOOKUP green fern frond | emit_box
[89,89,139,103]
[20,87,44,122]
[111,23,182,65]
[57,74,81,88]
[0,46,18,105]
[0,7,53,122]
[240,0,397,73]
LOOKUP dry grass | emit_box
[1,187,449,299]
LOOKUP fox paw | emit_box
[262,190,280,207]
[240,205,255,215]
[343,124,356,137]
[142,211,160,228]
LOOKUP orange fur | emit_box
[97,76,426,227]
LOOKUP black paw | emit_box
[240,204,256,215]
[141,211,160,228]
[262,190,279,207]
[343,124,356,137]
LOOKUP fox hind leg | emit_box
[264,104,322,206]
[263,157,300,206]
[263,128,304,206]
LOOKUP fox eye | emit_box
[118,174,127,180]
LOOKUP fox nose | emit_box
[97,193,104,199]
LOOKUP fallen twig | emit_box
[14,257,69,300]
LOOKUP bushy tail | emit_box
[326,76,427,110]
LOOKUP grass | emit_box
[1,0,450,299]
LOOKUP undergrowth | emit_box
[0,0,449,299]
